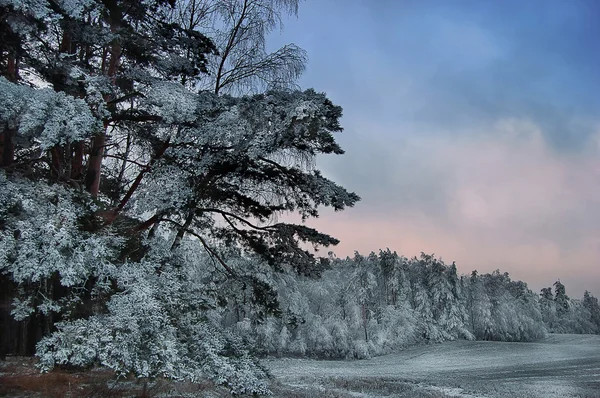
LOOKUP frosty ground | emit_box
[1,334,598,397]
[267,334,600,398]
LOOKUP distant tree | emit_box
[409,254,438,340]
[467,270,493,339]
[554,280,570,317]
[378,248,400,306]
[541,287,553,301]
[441,262,472,340]
[539,286,557,328]
[348,252,378,342]
[583,291,600,332]
[478,271,545,341]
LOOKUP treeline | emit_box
[222,250,600,359]
[540,281,600,334]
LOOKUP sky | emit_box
[268,0,600,297]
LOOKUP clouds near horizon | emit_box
[312,118,600,296]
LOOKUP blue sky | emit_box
[270,0,600,296]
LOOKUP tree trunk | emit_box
[71,141,85,180]
[362,304,368,342]
[50,145,64,180]
[0,56,18,167]
[115,133,132,196]
[85,133,105,196]
[6,56,18,82]
[0,132,4,167]
[85,13,122,197]
[0,275,13,359]
[1,130,14,168]
[147,215,162,239]
[0,276,41,357]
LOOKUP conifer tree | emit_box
[554,280,570,317]
[0,0,359,391]
[583,291,600,332]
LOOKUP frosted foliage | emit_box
[83,76,112,120]
[36,244,270,395]
[0,176,118,283]
[469,272,547,341]
[0,175,122,315]
[142,82,199,124]
[293,100,319,121]
[0,78,29,131]
[22,90,99,148]
[11,297,34,321]
[134,89,349,220]
[55,0,97,18]
[0,0,51,19]
[170,89,341,156]
[134,166,192,213]
[37,265,183,378]
[0,78,98,149]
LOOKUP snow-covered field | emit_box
[266,334,600,398]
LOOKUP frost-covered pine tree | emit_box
[477,271,546,341]
[439,262,472,340]
[467,271,494,340]
[583,291,600,333]
[539,286,557,329]
[0,0,359,392]
[553,280,571,317]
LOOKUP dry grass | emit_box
[0,357,230,398]
[0,358,121,397]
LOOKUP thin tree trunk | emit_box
[59,30,72,54]
[86,15,122,197]
[6,56,18,82]
[362,304,368,342]
[235,298,241,323]
[214,0,248,95]
[1,56,18,167]
[470,295,476,334]
[50,145,64,180]
[1,130,14,168]
[50,31,83,182]
[116,133,132,192]
[71,141,84,180]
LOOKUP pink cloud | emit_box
[303,119,600,296]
